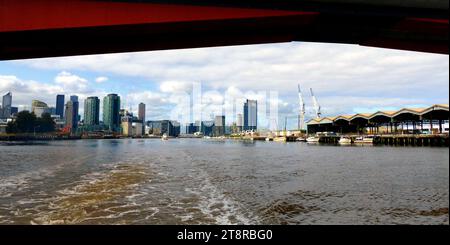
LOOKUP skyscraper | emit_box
[56,94,65,118]
[69,95,79,127]
[65,101,77,130]
[236,113,243,132]
[138,102,146,122]
[70,95,78,103]
[103,94,121,132]
[84,96,100,125]
[2,92,12,118]
[244,99,257,131]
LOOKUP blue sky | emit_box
[1,42,448,130]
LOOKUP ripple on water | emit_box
[30,163,151,224]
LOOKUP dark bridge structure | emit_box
[0,0,448,60]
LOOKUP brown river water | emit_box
[0,139,448,224]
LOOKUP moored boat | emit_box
[354,136,374,144]
[338,136,352,144]
[306,136,320,143]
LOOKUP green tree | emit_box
[14,111,37,133]
[36,113,55,133]
[6,121,18,133]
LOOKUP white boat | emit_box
[296,137,307,142]
[338,136,352,144]
[354,136,374,144]
[265,137,272,141]
[161,133,168,140]
[306,136,320,143]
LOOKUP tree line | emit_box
[6,111,55,134]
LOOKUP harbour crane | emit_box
[310,88,321,119]
[297,84,306,130]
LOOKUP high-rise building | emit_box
[244,99,257,131]
[2,92,12,118]
[138,102,146,122]
[236,113,243,132]
[65,101,78,130]
[70,95,78,103]
[63,95,79,129]
[56,94,65,118]
[214,115,225,136]
[84,96,100,125]
[103,94,121,132]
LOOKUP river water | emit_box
[0,139,448,225]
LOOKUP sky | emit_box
[0,41,448,130]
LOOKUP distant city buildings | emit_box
[0,89,263,137]
[56,94,65,118]
[244,99,257,131]
[84,96,100,125]
[103,94,121,132]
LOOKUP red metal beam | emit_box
[0,0,447,60]
[0,0,317,32]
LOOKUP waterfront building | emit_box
[243,99,257,131]
[31,100,50,118]
[56,94,65,118]
[84,96,100,126]
[185,123,199,134]
[132,122,144,136]
[214,115,225,136]
[201,121,214,136]
[121,116,132,136]
[103,94,121,132]
[147,120,180,137]
[138,102,146,122]
[306,104,449,135]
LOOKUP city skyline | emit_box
[0,42,448,129]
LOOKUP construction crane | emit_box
[297,84,306,130]
[310,88,321,119]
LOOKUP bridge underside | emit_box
[0,0,448,60]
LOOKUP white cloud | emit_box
[54,71,91,93]
[95,76,108,83]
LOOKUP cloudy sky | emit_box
[0,42,448,130]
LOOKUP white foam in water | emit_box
[188,169,256,225]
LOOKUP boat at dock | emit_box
[354,136,374,144]
[296,137,307,142]
[338,136,352,145]
[306,136,320,143]
[161,133,168,140]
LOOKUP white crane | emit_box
[310,88,321,119]
[297,84,306,130]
